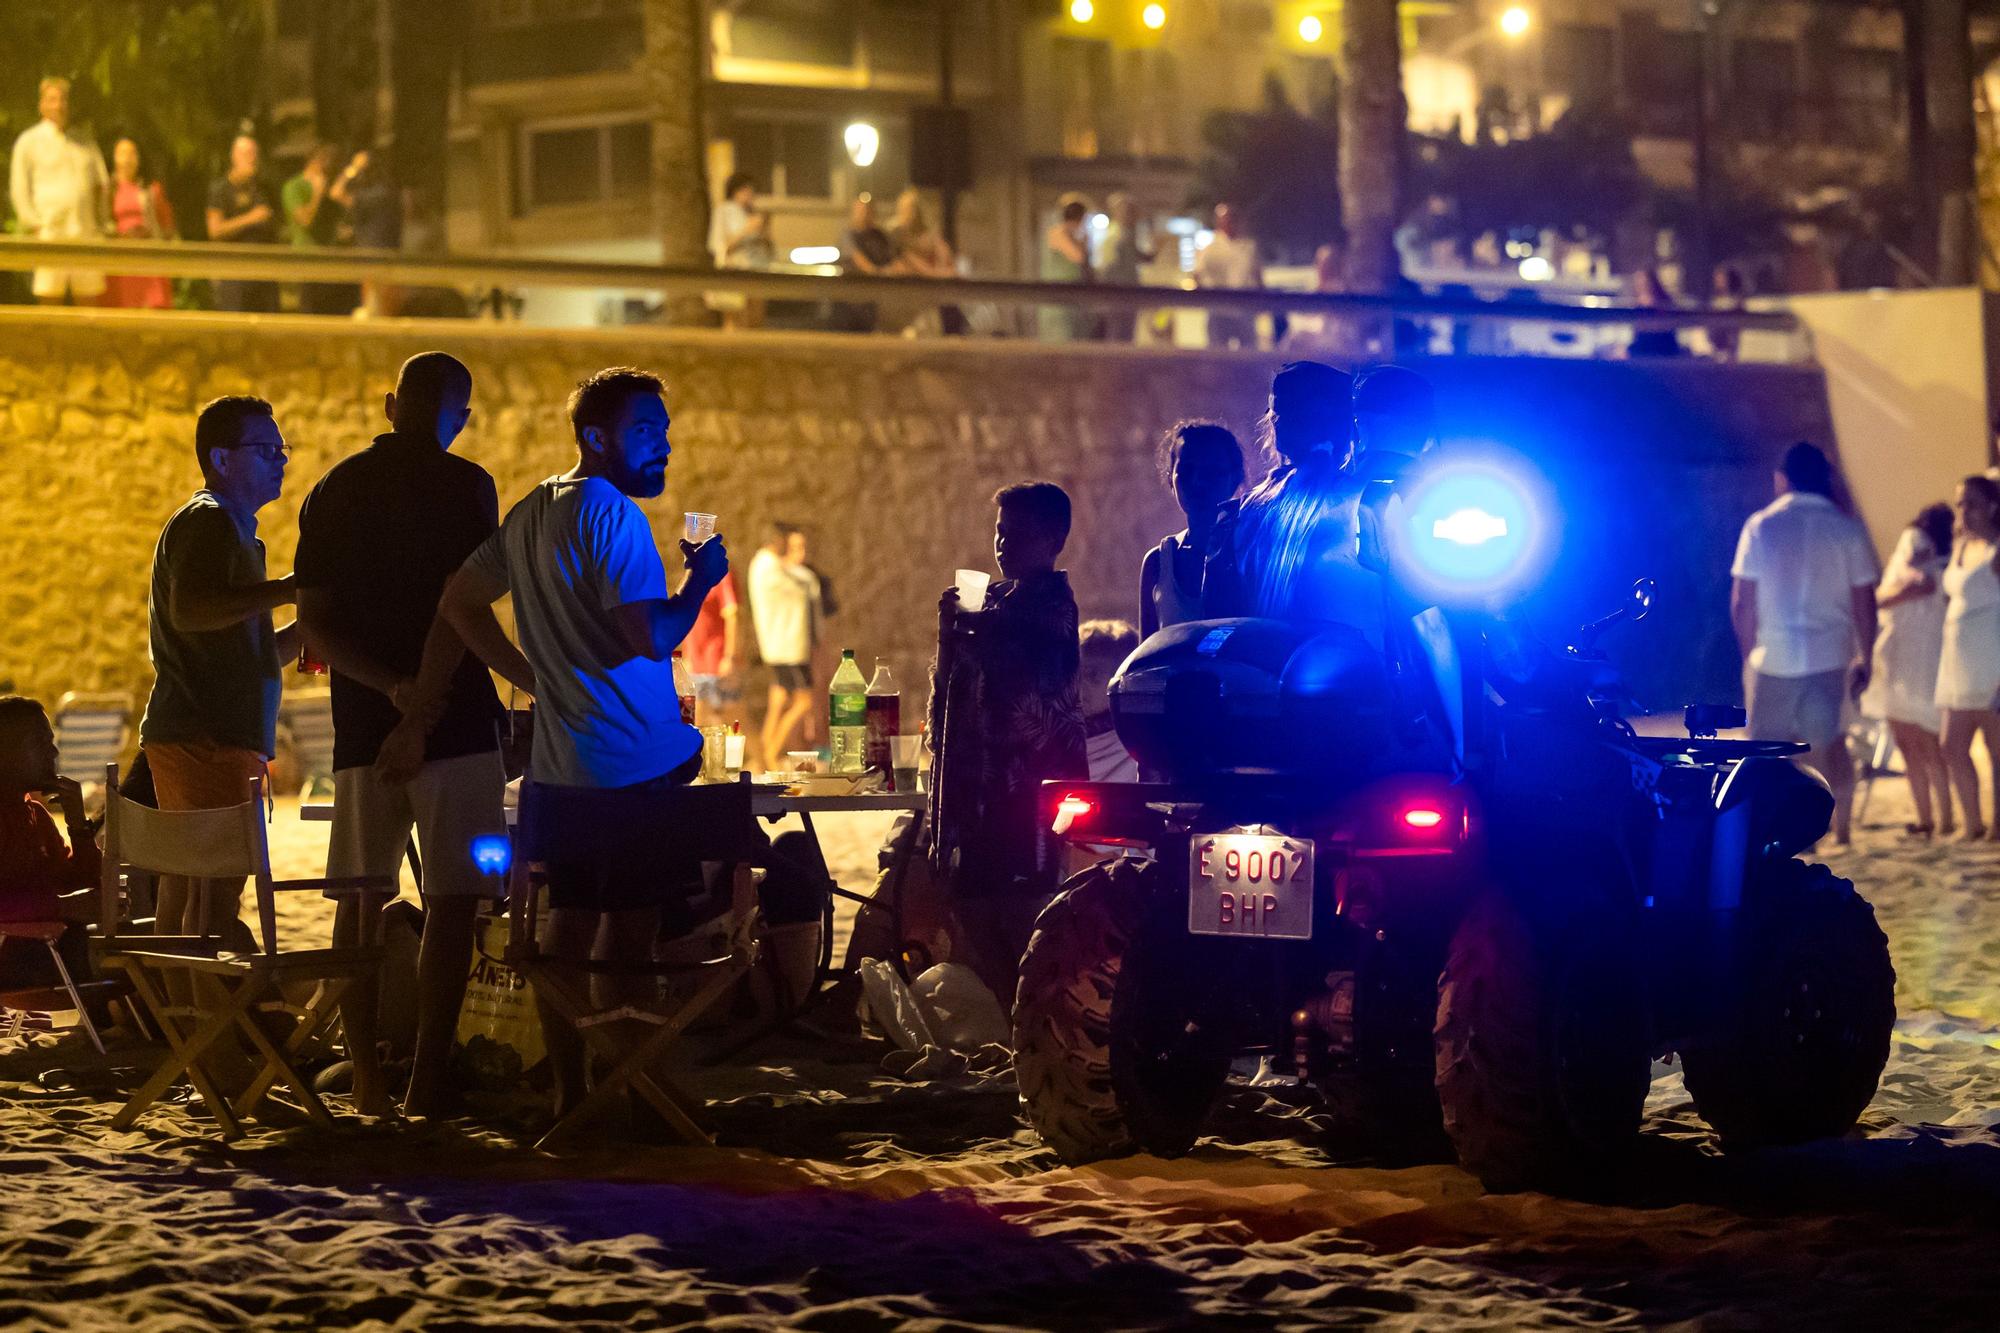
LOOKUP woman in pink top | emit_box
[103,138,176,310]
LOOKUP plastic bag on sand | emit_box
[910,963,1010,1052]
[858,958,1013,1081]
[857,957,937,1052]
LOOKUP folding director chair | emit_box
[508,777,767,1149]
[0,920,134,1053]
[96,765,394,1140]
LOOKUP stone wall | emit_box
[0,309,1274,725]
[0,308,1836,737]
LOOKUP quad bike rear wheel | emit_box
[1679,860,1894,1149]
[1434,891,1652,1192]
[1014,857,1232,1164]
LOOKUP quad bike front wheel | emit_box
[1679,860,1895,1149]
[1014,857,1232,1164]
[1434,891,1653,1192]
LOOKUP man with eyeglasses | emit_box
[139,395,298,960]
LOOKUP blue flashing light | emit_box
[1399,465,1539,595]
[471,834,513,878]
[1432,507,1509,547]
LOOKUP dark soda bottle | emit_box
[865,660,900,787]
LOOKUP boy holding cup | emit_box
[928,481,1088,1002]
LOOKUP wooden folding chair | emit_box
[507,778,766,1149]
[95,765,394,1140]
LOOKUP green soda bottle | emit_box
[828,649,868,774]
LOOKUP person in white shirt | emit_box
[387,366,729,1119]
[1194,202,1262,350]
[1933,475,2000,840]
[9,77,110,304]
[707,171,772,331]
[1730,442,1879,845]
[1858,503,1953,836]
[747,522,822,770]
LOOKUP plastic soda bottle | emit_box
[829,649,868,774]
[865,659,900,787]
[671,650,697,727]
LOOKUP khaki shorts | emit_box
[1747,669,1846,752]
[329,750,508,899]
[32,266,105,300]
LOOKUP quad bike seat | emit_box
[1111,617,1410,781]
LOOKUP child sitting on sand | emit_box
[928,482,1089,1002]
[0,696,102,988]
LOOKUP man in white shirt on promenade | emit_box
[1194,202,1262,350]
[9,77,109,305]
[1730,441,1879,845]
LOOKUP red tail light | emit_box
[1401,807,1445,829]
[1052,793,1096,835]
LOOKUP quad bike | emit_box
[1013,576,1895,1191]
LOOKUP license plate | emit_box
[1187,833,1314,940]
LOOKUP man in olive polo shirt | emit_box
[139,395,298,945]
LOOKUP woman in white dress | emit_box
[1934,476,2000,839]
[1861,503,1953,835]
[1139,421,1246,638]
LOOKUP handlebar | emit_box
[1631,736,1808,761]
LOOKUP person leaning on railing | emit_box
[708,171,773,331]
[205,134,281,313]
[104,137,176,311]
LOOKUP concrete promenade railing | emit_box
[0,236,1801,339]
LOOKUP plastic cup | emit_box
[685,511,717,544]
[954,568,990,610]
[700,725,729,782]
[890,734,922,793]
[724,732,746,773]
[788,750,823,775]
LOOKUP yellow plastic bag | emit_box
[455,913,545,1085]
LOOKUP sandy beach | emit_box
[3,780,1998,1331]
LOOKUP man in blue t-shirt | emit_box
[296,351,505,1117]
[383,366,728,1118]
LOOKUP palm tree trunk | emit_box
[1339,0,1405,295]
[642,0,713,321]
[312,0,380,152]
[389,0,465,254]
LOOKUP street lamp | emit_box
[844,121,880,168]
[1141,2,1167,29]
[1445,5,1534,58]
[1299,14,1324,43]
[1069,0,1093,22]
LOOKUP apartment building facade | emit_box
[262,0,1990,307]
